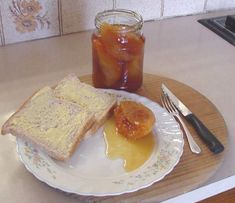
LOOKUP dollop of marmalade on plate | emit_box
[114,101,156,139]
[103,101,156,172]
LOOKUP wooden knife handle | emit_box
[185,114,224,154]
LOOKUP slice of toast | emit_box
[1,86,94,160]
[54,74,117,132]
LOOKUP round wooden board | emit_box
[76,73,228,202]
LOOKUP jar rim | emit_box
[95,9,143,32]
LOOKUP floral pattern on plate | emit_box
[23,141,56,179]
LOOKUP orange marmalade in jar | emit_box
[92,9,145,92]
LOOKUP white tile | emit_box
[61,0,112,34]
[116,0,161,21]
[163,0,205,17]
[0,5,3,46]
[206,0,235,11]
[0,24,3,46]
[0,0,60,45]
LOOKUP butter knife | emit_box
[161,84,224,154]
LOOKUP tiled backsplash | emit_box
[0,6,3,46]
[163,0,205,17]
[0,0,235,46]
[115,0,162,21]
[61,0,112,34]
[206,0,235,11]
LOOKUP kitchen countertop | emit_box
[0,9,235,202]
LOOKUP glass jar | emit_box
[92,9,145,92]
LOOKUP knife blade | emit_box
[161,83,224,154]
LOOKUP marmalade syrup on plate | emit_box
[103,117,155,172]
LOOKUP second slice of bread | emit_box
[54,74,117,132]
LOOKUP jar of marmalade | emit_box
[92,9,145,92]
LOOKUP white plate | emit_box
[16,89,184,196]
